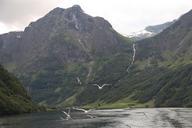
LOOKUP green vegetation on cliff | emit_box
[0,65,39,115]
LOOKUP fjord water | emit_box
[0,108,192,128]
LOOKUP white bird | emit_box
[72,107,93,113]
[76,77,82,85]
[93,84,111,90]
[62,109,72,120]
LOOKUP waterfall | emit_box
[126,43,136,72]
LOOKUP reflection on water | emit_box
[0,108,192,128]
[0,111,111,128]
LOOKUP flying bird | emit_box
[62,109,72,120]
[73,107,93,113]
[93,84,111,90]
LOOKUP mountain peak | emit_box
[71,5,83,12]
[48,7,65,16]
[47,5,83,17]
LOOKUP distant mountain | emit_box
[0,65,38,115]
[145,20,175,33]
[128,29,154,41]
[137,10,192,59]
[128,20,175,40]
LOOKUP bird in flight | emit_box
[92,84,111,90]
[72,107,93,113]
[76,77,82,85]
[62,109,72,120]
[72,107,97,119]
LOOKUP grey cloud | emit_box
[0,0,60,28]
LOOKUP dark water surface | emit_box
[0,108,192,128]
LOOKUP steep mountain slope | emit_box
[137,9,192,60]
[0,5,132,106]
[0,65,38,115]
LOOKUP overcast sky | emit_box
[0,0,192,35]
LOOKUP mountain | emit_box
[1,5,192,108]
[0,5,126,70]
[128,20,175,40]
[145,20,175,34]
[0,5,132,107]
[76,9,192,108]
[85,9,192,108]
[0,65,38,115]
[130,9,192,107]
[137,10,192,59]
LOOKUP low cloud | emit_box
[0,0,192,34]
[0,0,60,30]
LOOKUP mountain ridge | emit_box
[128,20,175,41]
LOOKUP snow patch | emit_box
[128,30,153,38]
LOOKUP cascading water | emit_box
[126,43,136,72]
